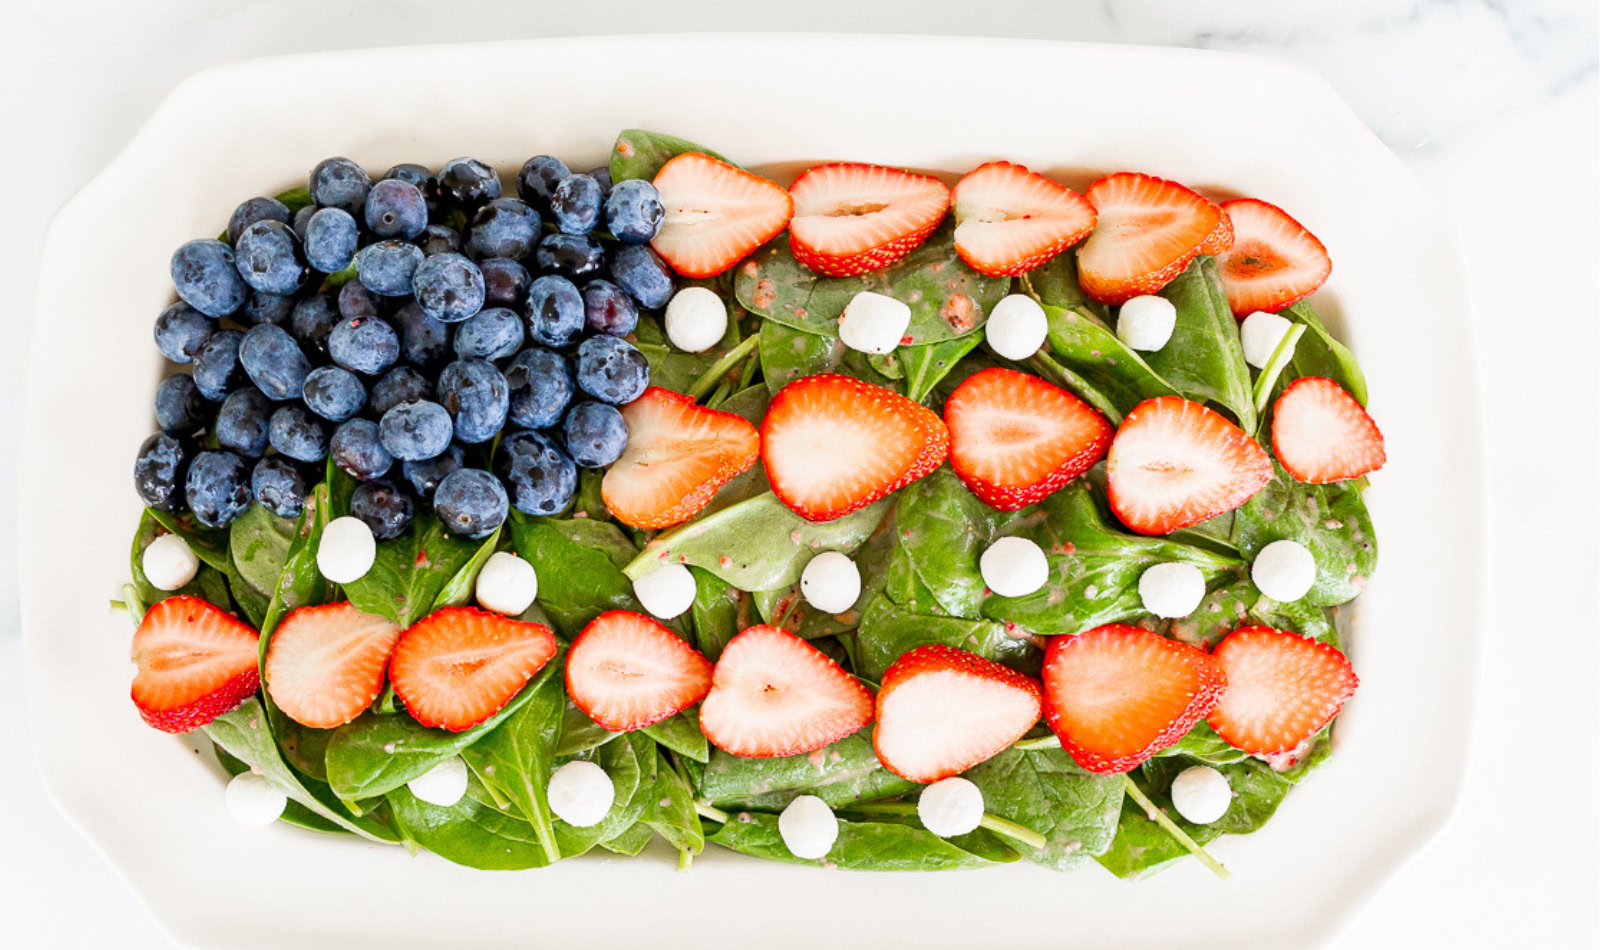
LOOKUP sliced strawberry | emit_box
[1271,376,1386,484]
[129,596,260,733]
[388,607,557,732]
[602,387,760,530]
[1207,626,1358,755]
[650,152,793,278]
[263,602,401,729]
[1077,172,1224,305]
[566,610,713,732]
[873,644,1043,783]
[761,374,949,522]
[1197,206,1235,256]
[1213,198,1331,315]
[787,162,949,277]
[944,367,1112,511]
[1106,396,1273,535]
[699,624,874,757]
[950,161,1097,276]
[1042,623,1226,773]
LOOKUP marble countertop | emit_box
[2,1,1594,946]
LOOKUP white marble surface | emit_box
[1,1,1594,946]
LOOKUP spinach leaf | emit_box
[1249,595,1342,649]
[1156,573,1257,650]
[610,129,730,183]
[690,566,743,660]
[1026,350,1124,424]
[1153,721,1250,766]
[147,508,230,573]
[643,750,705,856]
[892,467,1006,619]
[214,743,347,835]
[341,513,478,627]
[227,503,295,599]
[758,319,898,395]
[598,821,656,856]
[433,527,503,610]
[1250,323,1307,421]
[557,699,620,756]
[458,654,565,864]
[1148,257,1255,431]
[856,595,1041,681]
[1278,301,1369,405]
[129,510,233,612]
[552,732,656,856]
[1017,249,1109,320]
[642,707,709,764]
[387,778,557,870]
[273,186,314,216]
[1231,462,1377,607]
[900,332,983,404]
[1042,305,1179,416]
[509,515,643,637]
[222,553,270,629]
[698,728,915,810]
[572,469,608,521]
[635,307,746,395]
[258,484,331,651]
[882,541,953,618]
[708,812,1001,871]
[716,383,771,426]
[963,746,1126,871]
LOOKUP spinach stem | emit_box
[1011,735,1060,752]
[686,331,762,401]
[1026,351,1124,426]
[1120,775,1231,881]
[846,801,1047,851]
[695,801,730,823]
[677,848,694,872]
[117,584,147,625]
[1250,323,1308,417]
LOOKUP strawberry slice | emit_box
[388,606,557,732]
[602,387,760,530]
[1197,207,1235,256]
[130,596,260,733]
[1041,623,1226,773]
[264,602,401,729]
[873,644,1043,783]
[944,367,1113,511]
[1207,626,1358,755]
[787,162,949,277]
[761,374,949,522]
[1271,376,1386,484]
[1077,172,1224,305]
[950,161,1097,276]
[650,152,793,278]
[1106,396,1273,535]
[566,610,713,732]
[1213,198,1331,315]
[699,624,874,757]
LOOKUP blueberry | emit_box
[154,374,210,433]
[401,444,465,504]
[302,365,366,422]
[215,387,272,458]
[417,224,463,257]
[466,198,541,261]
[383,163,435,192]
[330,418,392,480]
[504,347,574,429]
[239,324,312,400]
[370,366,432,416]
[564,401,628,468]
[581,279,639,336]
[227,197,290,246]
[610,244,674,309]
[534,232,607,282]
[356,240,424,296]
[185,450,252,527]
[550,174,602,235]
[524,275,585,348]
[239,289,294,326]
[291,294,340,359]
[269,404,329,463]
[392,301,452,372]
[575,335,650,405]
[517,156,570,213]
[412,252,486,323]
[309,157,372,216]
[234,220,307,295]
[588,166,613,198]
[329,316,400,376]
[480,257,532,308]
[350,478,415,540]
[433,468,508,539]
[364,178,429,240]
[604,179,664,244]
[251,456,309,518]
[304,207,360,274]
[134,432,194,511]
[154,302,213,363]
[192,330,247,401]
[495,430,577,516]
[432,157,502,211]
[171,239,247,317]
[292,205,316,240]
[378,400,454,461]
[453,307,523,361]
[337,278,385,321]
[437,359,509,444]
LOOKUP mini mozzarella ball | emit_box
[984,294,1048,360]
[632,562,696,620]
[838,291,911,355]
[917,776,985,838]
[800,551,861,614]
[406,757,469,807]
[547,760,614,828]
[317,516,376,584]
[664,286,728,353]
[1138,562,1207,619]
[778,794,839,859]
[1251,539,1317,602]
[474,551,538,616]
[142,533,199,591]
[1170,765,1233,825]
[1116,295,1178,351]
[1239,310,1296,369]
[979,536,1049,598]
[224,771,287,828]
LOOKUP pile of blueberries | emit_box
[135,154,672,540]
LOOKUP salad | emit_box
[122,129,1384,879]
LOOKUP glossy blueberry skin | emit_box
[290,294,340,359]
[575,335,650,405]
[304,207,360,274]
[154,374,210,433]
[516,155,571,212]
[379,400,454,461]
[154,303,213,363]
[369,366,431,416]
[417,224,462,257]
[330,418,393,480]
[412,252,486,323]
[356,240,425,296]
[437,359,509,444]
[227,196,290,246]
[309,157,372,216]
[504,347,574,429]
[609,244,674,309]
[581,279,639,336]
[239,290,294,326]
[524,275,585,348]
[192,330,247,401]
[453,307,524,361]
[480,257,532,309]
[466,198,541,261]
[364,178,429,240]
[604,179,665,244]
[171,239,247,317]
[383,163,434,192]
[251,456,309,518]
[495,429,577,516]
[588,166,613,198]
[391,301,453,373]
[215,387,272,458]
[550,174,602,235]
[134,432,194,512]
[234,220,308,295]
[400,444,464,504]
[239,324,312,400]
[185,449,252,527]
[432,157,502,211]
[302,365,366,422]
[329,316,400,376]
[351,478,415,540]
[292,205,316,240]
[534,232,607,282]
[269,404,329,463]
[564,401,629,467]
[337,278,385,321]
[433,468,509,539]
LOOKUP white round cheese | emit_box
[1251,539,1317,602]
[317,516,376,584]
[917,776,985,838]
[664,286,728,353]
[1239,310,1295,369]
[547,760,615,828]
[143,533,199,591]
[1170,765,1232,825]
[984,294,1048,360]
[979,536,1049,598]
[632,562,696,620]
[475,551,538,616]
[1116,295,1178,351]
[800,551,861,615]
[838,291,911,355]
[407,756,469,808]
[224,771,287,828]
[1138,562,1207,619]
[778,794,838,860]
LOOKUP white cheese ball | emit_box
[664,286,728,353]
[917,776,985,838]
[979,536,1049,598]
[800,551,861,615]
[547,760,614,828]
[838,291,911,355]
[1251,539,1317,602]
[1170,765,1233,825]
[224,771,287,828]
[778,794,839,859]
[142,533,199,591]
[1138,562,1207,619]
[984,294,1048,360]
[406,756,469,807]
[317,516,376,584]
[475,551,538,616]
[1239,310,1295,369]
[1116,295,1178,351]
[632,562,696,620]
